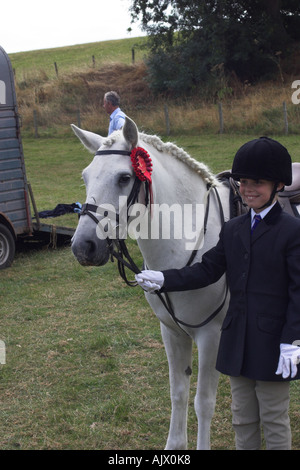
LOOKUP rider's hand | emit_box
[276,343,300,378]
[135,270,164,293]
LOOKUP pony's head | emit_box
[71,117,143,266]
[71,116,220,268]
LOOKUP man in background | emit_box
[103,91,126,135]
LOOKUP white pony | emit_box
[71,117,231,450]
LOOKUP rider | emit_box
[135,136,300,450]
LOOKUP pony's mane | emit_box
[139,132,219,186]
[103,130,219,186]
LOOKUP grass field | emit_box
[2,35,300,451]
[1,131,300,450]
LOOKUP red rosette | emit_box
[130,147,152,183]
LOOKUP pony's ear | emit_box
[123,116,138,149]
[71,124,104,153]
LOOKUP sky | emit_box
[1,0,145,54]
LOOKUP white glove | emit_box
[276,343,300,379]
[135,270,164,293]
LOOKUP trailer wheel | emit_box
[0,223,15,269]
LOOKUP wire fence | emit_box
[30,99,298,138]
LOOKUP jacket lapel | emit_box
[251,218,271,243]
[237,202,283,246]
[252,202,283,243]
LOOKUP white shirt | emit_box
[108,107,126,135]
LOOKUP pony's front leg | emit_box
[160,323,193,450]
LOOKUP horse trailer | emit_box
[0,45,74,269]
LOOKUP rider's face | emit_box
[239,178,283,213]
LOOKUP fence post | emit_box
[164,104,170,136]
[283,101,288,135]
[132,48,135,64]
[218,102,224,134]
[92,55,95,68]
[54,62,58,77]
[33,110,39,138]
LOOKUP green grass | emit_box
[9,37,147,80]
[1,132,300,450]
[2,36,300,451]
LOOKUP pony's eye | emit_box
[118,174,131,185]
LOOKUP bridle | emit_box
[79,148,229,332]
[80,149,143,286]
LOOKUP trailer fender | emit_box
[0,212,17,240]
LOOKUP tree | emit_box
[129,0,300,95]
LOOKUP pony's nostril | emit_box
[72,239,96,259]
[86,239,97,254]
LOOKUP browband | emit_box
[94,147,153,210]
[95,150,131,156]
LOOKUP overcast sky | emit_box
[1,0,145,54]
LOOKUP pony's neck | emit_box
[151,148,211,206]
[135,148,213,270]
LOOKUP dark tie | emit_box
[251,214,262,234]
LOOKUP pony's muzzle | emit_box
[71,237,109,266]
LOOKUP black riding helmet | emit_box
[231,137,292,185]
[231,137,292,209]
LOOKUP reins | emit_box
[155,184,229,331]
[79,148,229,332]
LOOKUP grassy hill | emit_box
[10,37,147,77]
[8,38,300,137]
